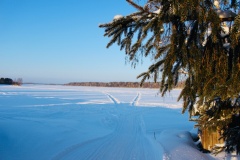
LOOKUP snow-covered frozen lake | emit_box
[0,85,224,159]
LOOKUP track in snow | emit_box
[131,92,141,106]
[52,92,163,160]
[52,109,163,160]
[104,92,120,104]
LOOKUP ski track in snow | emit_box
[52,90,162,160]
[104,92,120,104]
[52,109,162,160]
[131,92,141,106]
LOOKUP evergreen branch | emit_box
[126,0,145,12]
[137,72,150,86]
[154,44,170,59]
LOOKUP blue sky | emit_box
[0,0,152,84]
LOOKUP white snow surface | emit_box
[113,15,124,21]
[0,85,228,160]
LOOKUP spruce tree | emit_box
[99,0,240,154]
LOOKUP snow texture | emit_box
[214,0,220,9]
[216,9,237,19]
[113,15,124,21]
[221,22,229,37]
[153,8,161,14]
[0,85,236,160]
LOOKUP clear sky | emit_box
[0,0,152,84]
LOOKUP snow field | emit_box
[0,85,223,159]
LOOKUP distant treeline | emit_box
[65,81,185,88]
[0,77,23,85]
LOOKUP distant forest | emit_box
[0,78,22,85]
[65,81,185,89]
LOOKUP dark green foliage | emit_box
[100,0,240,154]
[223,118,240,154]
[0,78,13,85]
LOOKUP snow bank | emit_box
[158,130,215,160]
